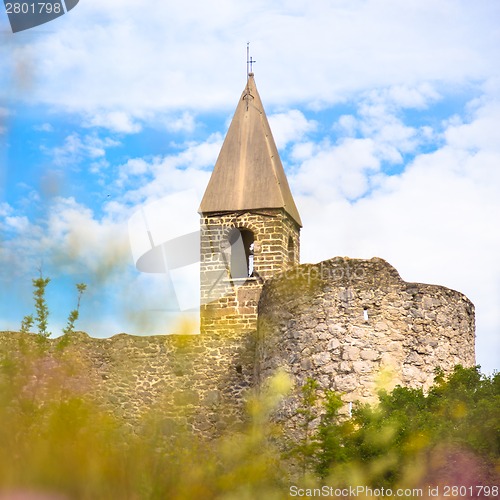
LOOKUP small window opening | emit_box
[235,364,243,374]
[363,308,369,321]
[288,236,295,265]
[228,228,254,279]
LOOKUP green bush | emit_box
[310,366,500,490]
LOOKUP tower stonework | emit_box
[255,257,476,438]
[199,210,300,335]
[199,73,301,337]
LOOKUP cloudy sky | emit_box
[0,0,499,373]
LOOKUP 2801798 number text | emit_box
[5,2,62,14]
[443,485,498,497]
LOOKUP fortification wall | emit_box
[255,257,475,432]
[0,329,255,437]
[0,257,476,441]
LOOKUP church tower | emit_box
[199,72,302,335]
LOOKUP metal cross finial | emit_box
[246,42,256,77]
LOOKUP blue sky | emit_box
[0,0,499,373]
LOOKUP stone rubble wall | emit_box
[255,257,475,435]
[0,329,255,437]
[0,257,475,441]
[200,209,300,335]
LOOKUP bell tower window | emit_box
[228,228,255,279]
[288,236,295,265]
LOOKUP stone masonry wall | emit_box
[200,208,300,336]
[0,257,475,442]
[196,209,300,433]
[255,257,475,436]
[200,209,299,332]
[0,329,255,437]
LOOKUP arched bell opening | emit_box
[227,228,255,280]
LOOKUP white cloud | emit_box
[290,141,316,162]
[42,197,131,277]
[388,84,440,109]
[164,112,196,133]
[0,202,12,218]
[332,86,444,169]
[365,84,441,111]
[445,101,500,153]
[115,158,151,188]
[89,159,110,175]
[122,158,149,176]
[2,0,498,118]
[47,133,120,167]
[86,111,142,134]
[293,137,381,201]
[0,197,130,280]
[356,99,423,156]
[0,204,29,238]
[4,215,29,232]
[337,115,358,137]
[114,135,221,208]
[268,109,317,149]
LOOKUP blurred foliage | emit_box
[0,345,290,499]
[0,337,498,500]
[292,378,321,476]
[306,365,500,491]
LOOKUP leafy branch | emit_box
[21,269,51,337]
[33,272,51,337]
[20,272,87,338]
[62,283,87,335]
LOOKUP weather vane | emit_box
[247,42,256,77]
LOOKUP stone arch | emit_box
[227,227,255,279]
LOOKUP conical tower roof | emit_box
[199,74,302,227]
